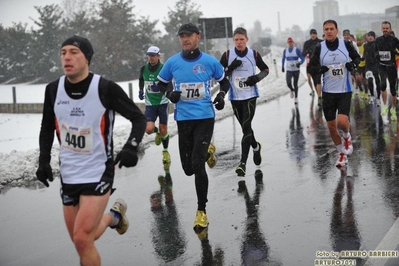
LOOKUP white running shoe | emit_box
[376,99,381,107]
[294,98,298,104]
[369,96,374,104]
[335,153,348,168]
[342,135,353,155]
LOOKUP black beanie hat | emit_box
[61,35,94,64]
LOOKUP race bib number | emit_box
[144,81,159,93]
[289,62,295,67]
[379,51,391,61]
[234,77,250,90]
[328,64,344,78]
[180,82,206,101]
[60,123,93,154]
[365,71,374,79]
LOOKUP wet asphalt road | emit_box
[1,82,399,266]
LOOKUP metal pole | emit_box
[128,83,133,100]
[273,59,278,78]
[225,18,229,51]
[202,20,207,53]
[12,86,16,104]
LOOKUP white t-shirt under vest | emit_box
[319,39,352,93]
[54,74,112,184]
[228,48,259,101]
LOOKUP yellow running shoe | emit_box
[381,106,389,116]
[155,133,162,146]
[162,150,171,165]
[194,210,209,229]
[110,198,129,235]
[206,142,217,168]
[391,109,397,122]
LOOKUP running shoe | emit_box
[390,109,397,122]
[376,99,381,107]
[162,150,171,165]
[254,169,263,185]
[310,90,315,96]
[318,97,322,107]
[235,162,246,177]
[381,106,389,116]
[206,142,217,168]
[342,134,353,155]
[335,153,348,169]
[294,98,298,105]
[290,91,295,98]
[253,142,262,166]
[369,96,374,104]
[110,198,129,235]
[155,133,162,146]
[237,180,247,194]
[194,227,208,241]
[193,210,209,229]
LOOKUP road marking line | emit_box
[363,217,399,266]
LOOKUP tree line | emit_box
[0,0,205,84]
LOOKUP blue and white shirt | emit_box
[158,51,225,121]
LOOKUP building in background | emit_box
[312,0,339,34]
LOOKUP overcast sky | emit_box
[0,0,398,33]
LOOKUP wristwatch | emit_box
[129,138,138,147]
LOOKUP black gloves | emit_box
[165,90,182,103]
[318,66,329,74]
[36,163,53,187]
[245,75,260,87]
[227,58,242,73]
[139,90,144,100]
[282,67,285,73]
[345,62,356,71]
[213,92,225,110]
[114,142,139,168]
[296,62,301,68]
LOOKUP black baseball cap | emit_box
[310,29,317,34]
[177,23,200,36]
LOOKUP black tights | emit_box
[177,118,214,211]
[231,98,258,164]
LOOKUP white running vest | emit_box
[54,74,109,184]
[284,47,300,71]
[228,48,259,101]
[320,39,352,93]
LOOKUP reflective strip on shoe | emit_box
[235,163,246,177]
[253,142,262,166]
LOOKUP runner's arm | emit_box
[38,82,57,164]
